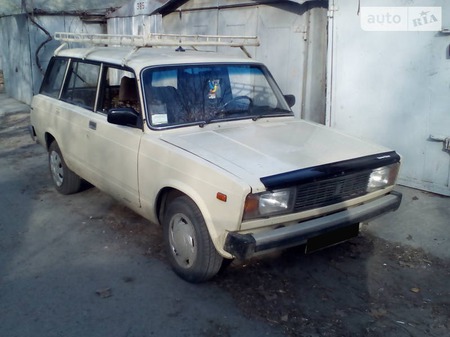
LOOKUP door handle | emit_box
[89,121,97,130]
[429,135,450,151]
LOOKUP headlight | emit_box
[243,188,295,220]
[367,163,400,192]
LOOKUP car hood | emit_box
[160,118,392,190]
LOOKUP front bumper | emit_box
[224,191,402,260]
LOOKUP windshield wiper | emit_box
[198,118,220,128]
[219,109,248,116]
[251,108,293,121]
[198,108,292,127]
[198,110,248,127]
[269,107,292,114]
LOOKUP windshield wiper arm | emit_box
[269,107,292,114]
[251,108,292,121]
[198,117,220,128]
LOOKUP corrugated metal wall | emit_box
[107,1,328,123]
[107,15,162,36]
[160,1,328,122]
[0,1,328,119]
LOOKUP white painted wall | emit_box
[328,0,450,195]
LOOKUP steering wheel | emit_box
[219,95,253,113]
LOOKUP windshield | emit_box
[141,64,292,128]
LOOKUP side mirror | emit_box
[107,108,142,129]
[284,94,296,108]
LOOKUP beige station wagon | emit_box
[30,33,402,282]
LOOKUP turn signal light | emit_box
[216,192,227,202]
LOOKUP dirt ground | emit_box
[1,111,449,337]
[108,210,450,337]
[99,205,450,337]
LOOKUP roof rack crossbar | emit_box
[54,32,260,48]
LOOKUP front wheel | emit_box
[48,141,81,195]
[163,196,223,283]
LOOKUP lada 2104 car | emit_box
[30,33,402,282]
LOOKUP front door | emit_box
[86,66,142,207]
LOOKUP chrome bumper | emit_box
[224,191,402,260]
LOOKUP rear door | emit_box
[56,59,101,178]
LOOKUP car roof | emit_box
[54,47,261,74]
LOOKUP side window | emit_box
[61,61,100,110]
[40,58,68,98]
[98,67,140,114]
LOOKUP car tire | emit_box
[163,195,223,283]
[48,141,82,195]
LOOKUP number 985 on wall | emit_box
[136,2,145,11]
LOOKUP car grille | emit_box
[294,171,371,212]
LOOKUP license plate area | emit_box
[305,223,360,254]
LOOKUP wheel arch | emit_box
[44,132,56,151]
[155,187,183,225]
[154,185,233,258]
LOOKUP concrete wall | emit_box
[0,0,129,16]
[0,14,104,104]
[0,15,33,103]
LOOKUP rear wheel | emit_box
[48,141,81,195]
[163,195,223,283]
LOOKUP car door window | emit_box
[97,67,140,114]
[61,61,100,110]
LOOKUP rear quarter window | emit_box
[40,58,68,98]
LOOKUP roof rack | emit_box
[54,32,259,58]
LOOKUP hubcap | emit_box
[169,213,197,268]
[50,150,64,187]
